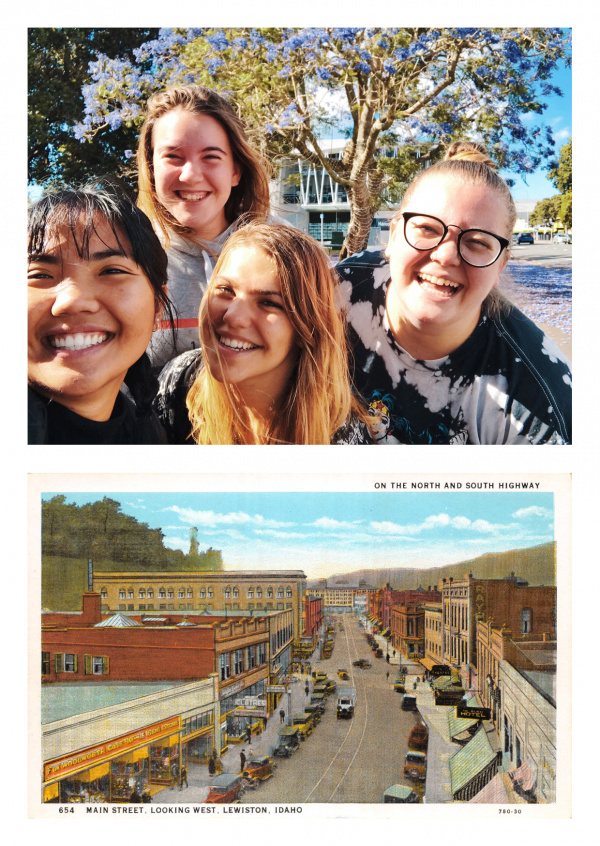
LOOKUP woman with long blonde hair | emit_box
[155,222,371,444]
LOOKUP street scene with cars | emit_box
[155,614,427,804]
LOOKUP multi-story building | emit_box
[93,569,306,639]
[442,574,556,688]
[306,581,375,614]
[476,619,556,803]
[423,601,443,668]
[303,594,323,638]
[42,592,293,748]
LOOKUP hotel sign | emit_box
[456,706,491,721]
[44,716,181,782]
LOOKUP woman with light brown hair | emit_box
[155,222,371,444]
[137,85,271,368]
[337,140,572,444]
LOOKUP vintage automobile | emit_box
[291,712,314,739]
[401,694,418,712]
[310,692,327,713]
[337,668,350,681]
[313,672,328,684]
[242,756,277,788]
[393,676,406,694]
[403,751,427,781]
[383,784,421,803]
[304,704,322,724]
[274,727,300,758]
[407,722,429,752]
[204,773,245,804]
[352,659,371,669]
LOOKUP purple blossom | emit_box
[355,61,371,74]
[316,67,332,81]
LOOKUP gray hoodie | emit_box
[147,223,237,369]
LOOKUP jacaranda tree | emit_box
[74,27,571,258]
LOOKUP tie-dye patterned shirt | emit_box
[337,250,572,445]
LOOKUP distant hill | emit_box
[307,541,556,590]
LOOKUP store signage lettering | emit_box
[456,706,492,720]
[44,716,180,780]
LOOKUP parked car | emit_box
[204,773,245,803]
[517,232,534,244]
[313,672,328,685]
[401,694,418,711]
[403,751,427,782]
[553,233,571,244]
[393,677,406,694]
[337,668,350,680]
[291,713,314,739]
[383,784,421,803]
[353,659,371,669]
[407,722,429,752]
[274,727,301,758]
[242,756,277,787]
[310,692,327,712]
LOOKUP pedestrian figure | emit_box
[305,682,310,697]
[386,654,390,663]
[386,670,390,680]
[240,749,246,774]
[180,764,188,790]
[393,650,396,658]
[279,708,285,724]
[246,725,252,744]
[262,715,267,731]
[413,681,417,690]
[208,753,216,775]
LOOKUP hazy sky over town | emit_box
[44,490,555,581]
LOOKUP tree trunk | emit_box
[337,174,379,262]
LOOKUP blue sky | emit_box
[43,490,555,580]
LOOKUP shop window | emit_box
[139,604,146,611]
[119,604,126,611]
[159,604,166,611]
[42,652,50,675]
[147,603,154,611]
[128,604,134,611]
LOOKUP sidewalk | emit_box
[156,673,314,804]
[412,680,456,804]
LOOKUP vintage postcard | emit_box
[29,472,570,822]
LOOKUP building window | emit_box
[54,653,77,673]
[277,587,284,598]
[138,588,145,598]
[187,589,193,598]
[234,650,244,675]
[127,589,133,599]
[233,588,239,599]
[84,655,109,675]
[167,589,174,599]
[256,588,262,598]
[42,652,50,675]
[521,608,532,634]
[257,643,266,664]
[100,589,107,600]
[159,588,166,599]
[219,653,231,681]
[248,589,254,598]
[224,588,231,599]
[207,590,214,599]
[286,587,292,598]
[179,589,185,599]
[267,588,273,598]
[199,589,205,598]
[118,589,125,600]
[147,589,153,598]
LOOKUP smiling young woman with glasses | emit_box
[336,141,572,445]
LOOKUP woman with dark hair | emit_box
[137,84,271,368]
[28,186,174,444]
[337,141,572,444]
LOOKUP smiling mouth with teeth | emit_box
[47,332,111,352]
[177,191,210,201]
[417,272,462,295]
[218,335,260,352]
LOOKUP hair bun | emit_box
[443,141,497,171]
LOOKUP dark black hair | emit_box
[28,184,175,418]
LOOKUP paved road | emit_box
[240,614,423,804]
[510,242,571,266]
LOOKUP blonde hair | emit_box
[137,85,270,246]
[397,140,515,317]
[186,223,362,444]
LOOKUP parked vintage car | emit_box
[313,672,328,685]
[407,722,429,752]
[337,668,350,680]
[393,676,406,694]
[291,713,314,739]
[383,784,421,803]
[242,756,277,788]
[401,694,418,712]
[353,659,371,669]
[403,751,427,782]
[274,727,300,758]
[310,692,327,712]
[204,773,245,803]
[304,704,322,724]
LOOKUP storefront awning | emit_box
[449,726,497,796]
[419,656,437,670]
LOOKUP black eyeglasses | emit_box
[402,212,509,268]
